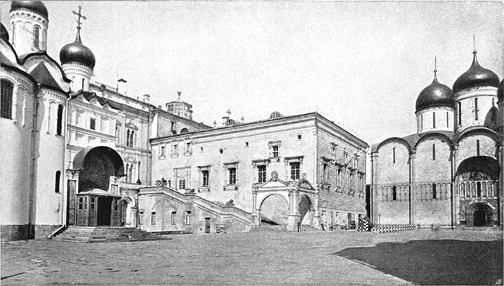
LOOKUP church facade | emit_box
[370,55,503,228]
[1,1,368,240]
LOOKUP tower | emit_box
[415,58,455,134]
[9,1,49,55]
[59,6,95,92]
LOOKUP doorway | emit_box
[204,218,211,233]
[97,197,113,226]
[473,209,486,227]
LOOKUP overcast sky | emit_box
[1,1,503,145]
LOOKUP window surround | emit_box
[252,158,270,183]
[159,144,166,159]
[198,165,211,192]
[223,162,239,191]
[184,141,192,156]
[268,140,281,160]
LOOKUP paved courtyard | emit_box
[1,229,502,285]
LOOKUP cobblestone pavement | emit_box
[1,229,502,285]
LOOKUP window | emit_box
[432,144,436,160]
[392,147,396,163]
[446,112,449,128]
[202,170,209,187]
[337,169,342,187]
[1,79,14,119]
[56,105,63,135]
[139,212,144,225]
[126,163,134,183]
[432,184,437,199]
[160,146,166,157]
[474,98,479,121]
[323,163,329,183]
[90,197,95,210]
[458,102,462,125]
[172,143,179,156]
[476,140,480,156]
[245,142,249,147]
[185,211,192,225]
[298,135,302,140]
[477,182,481,197]
[179,179,186,190]
[272,145,279,158]
[258,165,267,183]
[185,142,192,155]
[420,114,423,131]
[228,168,237,185]
[151,212,156,225]
[171,211,176,225]
[392,186,397,201]
[55,171,61,193]
[90,118,96,130]
[290,162,300,180]
[432,112,436,128]
[33,25,40,49]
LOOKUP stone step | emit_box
[54,226,168,243]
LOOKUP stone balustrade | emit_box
[371,224,417,233]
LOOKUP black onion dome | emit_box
[59,32,95,69]
[10,1,48,19]
[0,23,9,42]
[453,51,499,93]
[416,74,454,112]
[498,80,504,102]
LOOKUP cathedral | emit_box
[1,1,368,240]
[370,54,503,228]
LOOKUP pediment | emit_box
[260,180,289,188]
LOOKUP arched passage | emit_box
[259,194,289,226]
[299,195,314,225]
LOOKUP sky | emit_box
[1,1,503,145]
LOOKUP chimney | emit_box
[117,78,127,95]
[143,94,150,103]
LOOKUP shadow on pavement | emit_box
[334,239,503,285]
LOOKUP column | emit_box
[312,192,320,229]
[287,190,300,232]
[251,191,259,228]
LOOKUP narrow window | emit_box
[178,178,186,190]
[130,130,135,147]
[272,145,279,158]
[323,163,329,182]
[173,144,178,156]
[477,182,481,197]
[245,142,249,147]
[55,171,61,193]
[185,211,192,225]
[126,129,130,146]
[171,211,176,225]
[185,142,192,154]
[446,112,449,128]
[474,98,479,121]
[392,186,397,201]
[298,135,302,140]
[258,165,266,183]
[290,162,300,180]
[202,170,209,187]
[160,146,165,157]
[420,114,423,131]
[432,112,436,128]
[337,169,341,187]
[1,79,14,119]
[476,140,480,156]
[392,147,396,163]
[228,168,237,185]
[56,105,63,135]
[139,212,144,225]
[89,118,96,130]
[458,102,462,125]
[33,25,40,49]
[151,212,156,225]
[432,183,437,199]
[432,144,436,160]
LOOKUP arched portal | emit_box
[299,195,313,225]
[466,203,493,227]
[259,194,289,226]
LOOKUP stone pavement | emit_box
[1,229,501,285]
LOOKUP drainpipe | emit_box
[28,84,40,239]
[61,94,72,229]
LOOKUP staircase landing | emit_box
[53,226,169,243]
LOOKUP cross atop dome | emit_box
[72,6,87,42]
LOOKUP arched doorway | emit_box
[259,194,289,226]
[466,203,492,227]
[474,209,486,226]
[69,146,125,227]
[299,195,314,226]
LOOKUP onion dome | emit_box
[0,23,9,42]
[453,50,499,93]
[10,1,48,19]
[416,69,454,112]
[498,80,504,102]
[59,31,95,69]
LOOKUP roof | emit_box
[372,130,454,153]
[29,62,64,92]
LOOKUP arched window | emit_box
[476,140,480,156]
[180,128,189,134]
[432,144,436,160]
[432,112,436,128]
[392,147,396,163]
[474,98,479,121]
[1,79,14,119]
[458,102,462,125]
[477,182,481,198]
[33,25,40,49]
[432,183,437,199]
[126,130,130,146]
[56,104,63,135]
[392,186,397,201]
[130,130,135,147]
[55,171,61,193]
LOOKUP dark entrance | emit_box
[97,197,113,226]
[474,209,486,227]
[204,218,211,233]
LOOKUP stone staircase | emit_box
[53,226,168,243]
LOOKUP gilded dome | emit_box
[453,51,499,94]
[498,80,504,102]
[59,32,95,69]
[10,1,48,19]
[416,74,454,112]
